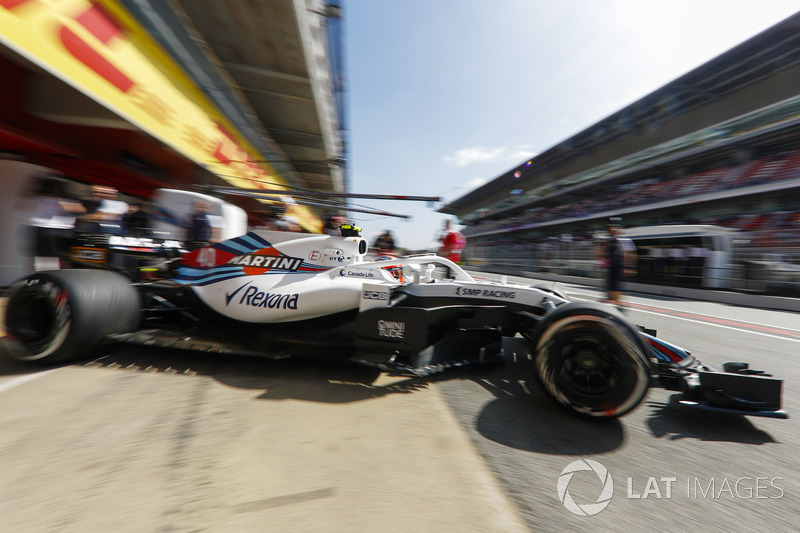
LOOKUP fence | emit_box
[464,233,800,298]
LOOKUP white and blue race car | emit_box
[1,225,787,419]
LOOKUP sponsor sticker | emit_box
[455,286,517,299]
[70,247,107,263]
[378,320,405,339]
[339,269,378,279]
[227,247,304,275]
[225,281,299,310]
[108,236,182,248]
[363,290,388,300]
[359,284,391,311]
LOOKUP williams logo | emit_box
[225,282,299,310]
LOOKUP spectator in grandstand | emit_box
[438,219,466,263]
[76,185,129,235]
[603,218,637,304]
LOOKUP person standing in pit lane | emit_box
[438,219,466,263]
[374,230,396,254]
[323,215,344,235]
[25,175,86,270]
[76,185,129,235]
[122,200,151,237]
[186,200,212,250]
[603,217,637,304]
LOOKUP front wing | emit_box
[644,332,787,419]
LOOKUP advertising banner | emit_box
[0,0,321,231]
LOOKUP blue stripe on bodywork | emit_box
[641,332,688,363]
[175,265,330,285]
[214,234,271,255]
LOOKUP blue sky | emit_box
[343,1,800,250]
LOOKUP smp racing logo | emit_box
[455,287,517,299]
[227,248,304,275]
[225,281,299,310]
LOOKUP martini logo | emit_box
[227,247,303,275]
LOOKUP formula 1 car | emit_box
[67,229,186,280]
[1,227,787,419]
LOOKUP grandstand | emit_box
[439,13,800,295]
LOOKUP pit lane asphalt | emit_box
[1,279,799,532]
[459,274,800,532]
[0,297,527,533]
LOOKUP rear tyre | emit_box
[1,270,140,364]
[533,302,650,418]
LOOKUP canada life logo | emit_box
[557,459,614,516]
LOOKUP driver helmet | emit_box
[373,255,404,282]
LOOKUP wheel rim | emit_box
[537,314,649,416]
[559,336,619,396]
[553,333,625,407]
[7,286,71,359]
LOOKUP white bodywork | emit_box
[151,188,247,242]
[178,230,564,323]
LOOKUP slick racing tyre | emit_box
[1,270,141,364]
[532,302,650,418]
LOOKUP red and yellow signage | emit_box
[0,0,321,232]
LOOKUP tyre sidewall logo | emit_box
[558,459,613,516]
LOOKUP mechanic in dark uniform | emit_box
[374,230,396,254]
[605,218,637,304]
[186,200,212,250]
[322,215,343,235]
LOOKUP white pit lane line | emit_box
[567,292,800,344]
[470,272,800,342]
[0,369,58,394]
[566,287,800,330]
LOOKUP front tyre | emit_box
[1,270,141,364]
[533,302,650,418]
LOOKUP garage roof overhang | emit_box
[119,0,346,197]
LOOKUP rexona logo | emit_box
[557,459,614,516]
[225,282,299,310]
[227,247,303,275]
